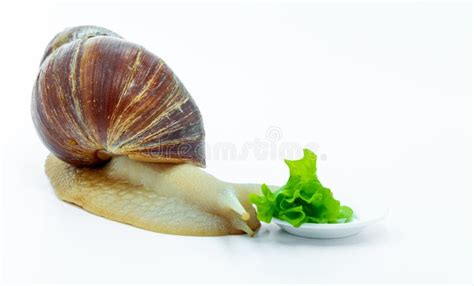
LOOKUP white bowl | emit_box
[273,208,388,239]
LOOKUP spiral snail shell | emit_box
[33,26,205,167]
[34,26,262,236]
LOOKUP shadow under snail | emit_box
[32,26,263,236]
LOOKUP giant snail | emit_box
[33,26,265,236]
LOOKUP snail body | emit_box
[45,155,260,236]
[34,26,260,236]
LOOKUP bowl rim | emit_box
[272,209,388,230]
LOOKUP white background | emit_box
[0,0,472,284]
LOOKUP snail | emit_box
[32,26,262,236]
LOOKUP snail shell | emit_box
[32,26,205,167]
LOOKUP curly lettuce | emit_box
[249,149,353,227]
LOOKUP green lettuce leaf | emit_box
[249,149,353,227]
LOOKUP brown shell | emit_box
[32,26,205,167]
